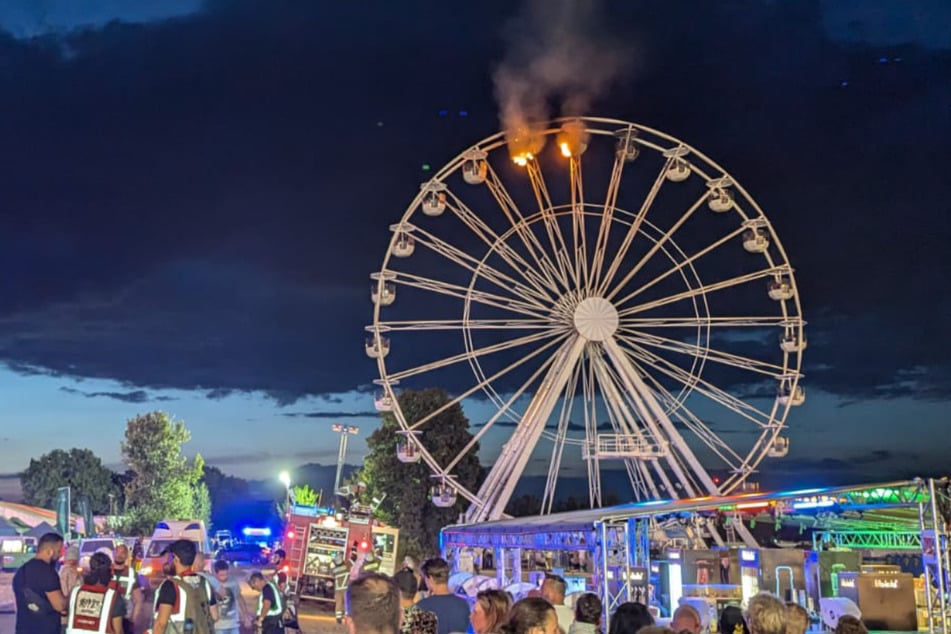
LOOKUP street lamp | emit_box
[279,471,291,516]
[332,424,359,497]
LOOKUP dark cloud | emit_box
[0,0,947,415]
[58,385,175,403]
[283,411,380,420]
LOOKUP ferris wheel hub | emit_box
[573,297,619,342]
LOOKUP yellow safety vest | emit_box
[257,581,284,617]
[67,583,119,634]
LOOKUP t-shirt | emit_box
[12,558,63,634]
[208,575,243,630]
[553,603,574,634]
[415,593,470,634]
[261,583,279,613]
[156,573,218,614]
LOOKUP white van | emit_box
[142,520,212,588]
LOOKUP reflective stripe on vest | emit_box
[153,574,213,623]
[333,564,350,588]
[67,584,118,634]
[113,565,136,600]
[257,581,284,617]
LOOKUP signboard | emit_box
[56,487,70,538]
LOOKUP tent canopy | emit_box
[26,521,59,538]
[0,516,20,537]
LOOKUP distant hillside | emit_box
[0,475,23,502]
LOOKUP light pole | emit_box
[279,471,291,517]
[332,424,359,497]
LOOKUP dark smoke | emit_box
[494,0,634,140]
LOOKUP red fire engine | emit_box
[284,502,399,603]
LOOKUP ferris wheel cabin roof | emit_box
[441,478,944,548]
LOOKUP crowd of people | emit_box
[10,531,289,634]
[344,560,871,634]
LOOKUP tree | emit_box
[20,448,120,514]
[202,465,251,531]
[292,484,320,506]
[358,388,482,559]
[121,411,210,532]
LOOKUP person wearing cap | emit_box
[152,539,218,634]
[112,543,144,633]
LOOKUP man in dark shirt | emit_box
[248,571,284,634]
[12,532,67,634]
[415,557,470,634]
[152,539,218,634]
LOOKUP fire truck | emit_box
[284,501,399,603]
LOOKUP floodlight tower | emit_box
[332,424,360,496]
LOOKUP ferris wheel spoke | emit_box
[588,351,666,500]
[611,224,747,306]
[445,193,560,299]
[409,224,555,305]
[386,270,551,318]
[568,158,590,290]
[633,361,747,468]
[596,156,673,296]
[481,167,570,293]
[542,353,583,514]
[618,328,790,378]
[388,329,563,383]
[618,338,775,427]
[470,335,587,522]
[523,160,578,289]
[589,147,626,289]
[405,331,570,433]
[375,318,553,332]
[440,344,562,475]
[618,266,790,318]
[607,195,712,306]
[623,316,799,329]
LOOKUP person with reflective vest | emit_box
[362,550,381,574]
[332,552,352,624]
[151,540,218,634]
[248,572,284,634]
[66,552,125,634]
[270,549,288,594]
[112,543,144,633]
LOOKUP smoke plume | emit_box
[494,0,633,155]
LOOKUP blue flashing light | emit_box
[242,527,272,537]
[840,81,849,87]
[879,57,888,63]
[459,110,469,117]
[438,110,448,117]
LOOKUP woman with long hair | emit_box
[502,597,559,634]
[471,589,513,634]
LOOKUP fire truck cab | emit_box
[284,502,399,603]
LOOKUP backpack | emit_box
[166,576,215,634]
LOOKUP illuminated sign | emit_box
[840,578,855,588]
[242,527,271,537]
[874,579,899,589]
[740,550,757,562]
[668,551,681,560]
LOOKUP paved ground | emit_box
[0,568,347,633]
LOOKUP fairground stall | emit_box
[441,479,951,632]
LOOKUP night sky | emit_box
[1,1,949,496]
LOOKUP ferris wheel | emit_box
[366,117,805,524]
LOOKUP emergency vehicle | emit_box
[283,501,399,603]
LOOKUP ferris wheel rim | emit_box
[370,116,805,516]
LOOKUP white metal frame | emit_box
[369,117,805,521]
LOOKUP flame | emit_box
[560,142,572,158]
[512,152,534,167]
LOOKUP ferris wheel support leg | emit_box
[602,338,721,497]
[466,335,587,523]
